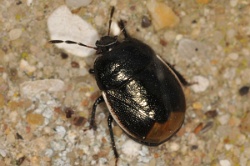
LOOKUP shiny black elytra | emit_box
[50,6,189,165]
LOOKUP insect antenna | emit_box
[107,6,115,36]
[49,40,97,50]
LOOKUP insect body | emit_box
[50,6,188,165]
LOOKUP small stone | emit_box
[20,79,65,99]
[238,86,249,96]
[19,59,36,74]
[65,0,93,9]
[228,53,239,60]
[193,123,203,134]
[141,15,152,28]
[9,111,18,122]
[60,52,68,59]
[216,125,231,138]
[94,15,104,27]
[8,99,32,111]
[149,158,156,166]
[66,131,77,143]
[16,156,26,165]
[0,93,5,108]
[113,125,123,137]
[110,21,120,36]
[0,78,8,93]
[64,107,74,118]
[26,113,44,126]
[200,121,214,133]
[218,114,230,125]
[205,110,218,118]
[7,133,15,143]
[146,1,179,31]
[187,133,198,145]
[42,107,55,119]
[227,29,236,39]
[230,0,238,7]
[191,76,209,92]
[72,116,87,126]
[71,61,80,68]
[225,144,233,150]
[0,149,7,157]
[26,0,33,6]
[169,142,180,152]
[16,133,23,140]
[177,38,209,59]
[196,0,211,4]
[47,5,99,57]
[50,140,66,151]
[121,140,141,158]
[240,111,250,133]
[55,126,66,138]
[192,102,203,110]
[45,149,54,157]
[9,28,22,40]
[219,159,231,166]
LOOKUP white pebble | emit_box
[191,75,209,92]
[225,144,233,150]
[177,38,209,59]
[110,21,120,36]
[9,28,22,40]
[121,140,141,158]
[55,126,66,138]
[226,29,236,39]
[169,142,180,152]
[66,131,77,143]
[218,114,230,125]
[42,108,54,120]
[27,0,33,6]
[140,146,149,156]
[228,53,238,60]
[219,159,231,166]
[44,149,54,157]
[0,149,7,157]
[242,48,250,56]
[187,133,198,145]
[47,5,99,57]
[94,15,104,27]
[98,158,108,165]
[230,0,238,7]
[50,140,66,151]
[20,79,65,99]
[138,156,151,163]
[19,59,36,73]
[9,111,18,122]
[65,0,92,9]
[164,30,177,42]
[175,34,183,41]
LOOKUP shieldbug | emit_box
[50,6,189,165]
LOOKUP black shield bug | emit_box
[50,6,189,165]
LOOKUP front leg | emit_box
[89,96,104,130]
[166,62,191,86]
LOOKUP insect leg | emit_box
[118,20,129,38]
[166,62,191,86]
[108,114,119,164]
[89,96,104,130]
